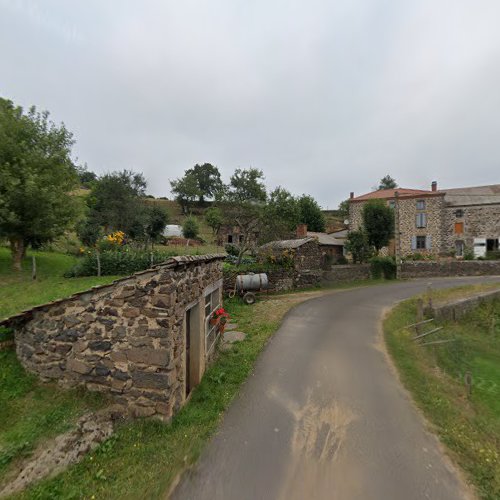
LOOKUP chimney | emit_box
[350,192,354,199]
[296,224,308,238]
[431,181,437,192]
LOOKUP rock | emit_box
[224,323,238,331]
[132,372,171,390]
[122,307,140,318]
[67,358,92,375]
[88,340,112,352]
[127,348,170,366]
[223,331,246,343]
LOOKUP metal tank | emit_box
[235,273,269,292]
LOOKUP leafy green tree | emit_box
[205,206,223,235]
[144,205,169,249]
[170,171,201,214]
[261,187,301,241]
[76,164,97,188]
[298,195,326,232]
[188,163,223,203]
[337,199,350,218]
[228,168,266,202]
[362,199,395,253]
[345,229,372,263]
[76,219,102,247]
[182,215,200,239]
[0,98,79,270]
[378,175,398,190]
[87,170,146,234]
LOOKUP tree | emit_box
[261,187,301,241]
[298,195,326,232]
[337,199,350,219]
[170,171,201,214]
[144,205,169,249]
[0,98,79,270]
[182,215,200,239]
[205,206,223,235]
[362,199,395,253]
[220,168,267,264]
[345,230,372,263]
[228,168,266,203]
[87,170,146,234]
[188,163,223,203]
[76,164,97,188]
[378,175,398,190]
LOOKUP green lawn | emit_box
[0,247,120,320]
[384,289,500,500]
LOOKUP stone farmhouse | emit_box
[349,182,500,258]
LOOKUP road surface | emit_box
[172,277,500,500]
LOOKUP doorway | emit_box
[185,308,192,398]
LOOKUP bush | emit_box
[182,216,200,239]
[65,249,180,277]
[486,250,500,260]
[370,256,397,279]
[334,255,348,265]
[224,255,256,266]
[464,248,475,260]
[224,244,240,257]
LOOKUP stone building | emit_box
[1,255,226,420]
[348,182,500,258]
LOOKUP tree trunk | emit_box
[10,238,24,271]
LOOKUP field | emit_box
[384,288,500,499]
[0,247,120,320]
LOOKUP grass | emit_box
[0,350,107,488]
[384,287,500,500]
[0,247,121,320]
[13,293,314,499]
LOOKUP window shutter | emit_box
[422,213,427,227]
[426,235,432,250]
[411,236,417,250]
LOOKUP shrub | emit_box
[370,256,397,279]
[225,244,240,257]
[224,255,256,266]
[464,248,475,260]
[486,250,500,260]
[182,216,200,239]
[65,249,180,277]
[334,255,348,265]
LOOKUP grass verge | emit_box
[0,350,107,488]
[384,288,500,500]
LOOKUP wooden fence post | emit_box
[96,251,101,277]
[32,256,37,280]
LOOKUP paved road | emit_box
[172,277,500,500]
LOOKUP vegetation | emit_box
[344,229,372,263]
[369,256,396,279]
[0,97,80,270]
[385,290,500,499]
[205,206,223,236]
[378,174,398,190]
[0,247,119,320]
[362,199,394,253]
[182,215,200,240]
[297,194,326,232]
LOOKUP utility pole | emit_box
[394,191,401,279]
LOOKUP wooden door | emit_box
[185,309,191,397]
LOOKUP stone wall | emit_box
[323,264,371,283]
[442,204,500,253]
[3,255,225,420]
[400,260,500,278]
[428,289,500,322]
[223,266,321,293]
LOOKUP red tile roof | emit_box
[351,188,440,202]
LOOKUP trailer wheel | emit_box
[243,292,256,305]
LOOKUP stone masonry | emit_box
[2,255,225,420]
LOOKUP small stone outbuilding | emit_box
[1,254,226,420]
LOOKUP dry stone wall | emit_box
[4,255,225,420]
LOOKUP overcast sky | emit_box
[1,0,499,207]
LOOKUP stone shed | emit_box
[1,254,226,420]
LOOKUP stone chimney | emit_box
[431,181,437,192]
[296,224,308,238]
[350,192,354,199]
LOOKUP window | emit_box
[454,222,464,234]
[205,288,221,354]
[455,209,464,218]
[388,200,395,209]
[416,235,426,249]
[239,235,244,244]
[227,234,233,243]
[416,200,425,210]
[416,213,427,228]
